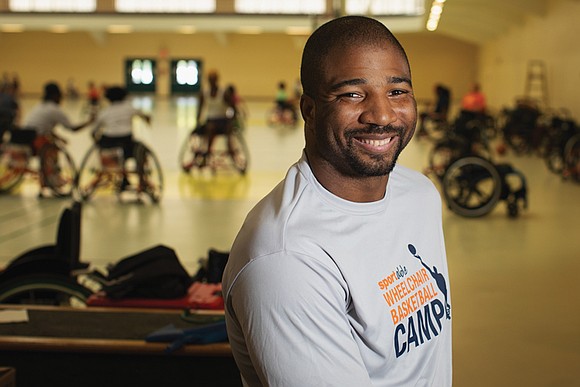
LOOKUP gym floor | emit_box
[1,96,579,387]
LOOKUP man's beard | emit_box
[344,125,405,177]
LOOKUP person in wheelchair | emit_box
[195,70,237,165]
[91,85,151,190]
[274,81,298,123]
[417,83,451,137]
[21,82,94,152]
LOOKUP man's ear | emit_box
[300,94,315,128]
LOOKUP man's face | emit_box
[303,43,417,178]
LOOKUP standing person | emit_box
[196,70,234,164]
[91,86,151,190]
[222,15,452,387]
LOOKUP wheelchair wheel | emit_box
[428,138,464,180]
[179,130,205,173]
[0,144,27,192]
[227,130,250,174]
[545,148,564,175]
[266,107,297,129]
[564,133,580,182]
[76,145,108,201]
[0,274,92,307]
[134,143,164,203]
[442,156,502,217]
[422,117,448,141]
[39,142,77,197]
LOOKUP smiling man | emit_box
[223,16,452,387]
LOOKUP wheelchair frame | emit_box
[75,141,163,203]
[0,132,77,197]
[179,119,249,175]
[441,156,528,218]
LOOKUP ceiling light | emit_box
[237,26,263,34]
[50,24,69,33]
[177,25,197,34]
[1,24,24,32]
[426,0,446,32]
[107,25,133,33]
[285,26,311,36]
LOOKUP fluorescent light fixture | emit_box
[107,25,133,33]
[346,0,424,16]
[9,0,96,12]
[235,0,325,14]
[426,1,446,32]
[285,26,311,35]
[237,26,263,34]
[115,0,215,13]
[1,24,25,32]
[177,25,197,34]
[50,24,70,33]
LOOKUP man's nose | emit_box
[359,95,397,127]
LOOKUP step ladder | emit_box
[524,60,549,108]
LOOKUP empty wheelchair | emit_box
[0,201,92,307]
[426,115,493,181]
[441,156,528,218]
[75,141,163,203]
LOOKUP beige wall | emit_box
[0,25,478,110]
[480,0,580,119]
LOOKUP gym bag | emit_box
[102,245,192,299]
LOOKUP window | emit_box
[235,0,325,14]
[115,0,215,13]
[345,0,424,16]
[9,0,96,12]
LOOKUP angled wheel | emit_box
[545,148,565,175]
[75,145,106,201]
[442,156,502,217]
[0,274,92,307]
[39,142,77,197]
[423,117,448,141]
[227,130,250,174]
[179,130,205,173]
[135,143,164,203]
[0,144,28,192]
[564,134,580,182]
[428,138,464,180]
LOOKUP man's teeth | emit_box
[361,137,392,147]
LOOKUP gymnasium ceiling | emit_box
[0,0,556,45]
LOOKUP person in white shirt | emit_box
[195,70,235,164]
[23,82,93,151]
[91,86,151,190]
[222,16,452,387]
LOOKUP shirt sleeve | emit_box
[225,251,374,387]
[54,108,75,130]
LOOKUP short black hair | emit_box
[300,16,410,98]
[105,86,128,102]
[43,82,62,101]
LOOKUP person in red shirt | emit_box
[461,83,487,114]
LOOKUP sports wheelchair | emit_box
[441,156,528,218]
[0,201,92,306]
[75,141,163,203]
[179,117,249,175]
[426,111,494,181]
[0,129,76,197]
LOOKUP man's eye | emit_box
[390,90,406,96]
[340,92,361,98]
